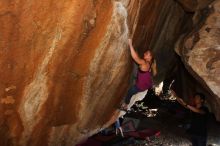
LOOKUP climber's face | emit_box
[144,50,153,62]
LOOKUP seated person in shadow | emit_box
[172,91,209,146]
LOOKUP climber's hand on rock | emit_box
[128,39,132,45]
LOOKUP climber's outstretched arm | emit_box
[128,39,146,65]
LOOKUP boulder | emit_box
[176,0,220,120]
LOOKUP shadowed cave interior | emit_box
[77,58,220,146]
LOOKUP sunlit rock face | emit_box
[176,0,220,120]
[0,0,131,145]
[0,0,187,145]
[0,0,219,146]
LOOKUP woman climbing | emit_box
[120,39,157,111]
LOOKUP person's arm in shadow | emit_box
[171,90,206,114]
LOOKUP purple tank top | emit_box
[135,70,153,91]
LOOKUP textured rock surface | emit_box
[176,0,198,12]
[176,0,214,12]
[0,0,131,145]
[176,0,220,120]
[0,0,219,145]
[131,0,189,83]
[0,0,186,145]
